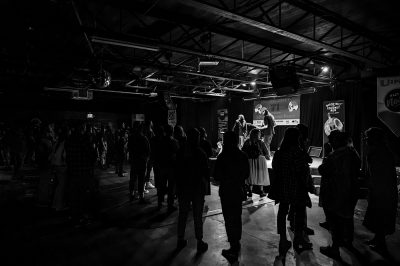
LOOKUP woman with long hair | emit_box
[242,128,270,198]
[269,127,312,255]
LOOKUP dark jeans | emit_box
[221,192,242,245]
[277,202,305,238]
[157,168,175,206]
[325,209,354,248]
[129,160,147,195]
[178,192,205,240]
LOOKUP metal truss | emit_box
[182,0,395,68]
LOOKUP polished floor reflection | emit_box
[1,166,399,266]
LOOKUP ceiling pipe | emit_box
[181,0,386,68]
[91,35,268,69]
[175,70,271,86]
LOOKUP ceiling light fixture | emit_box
[250,81,256,86]
[91,36,160,52]
[198,61,220,66]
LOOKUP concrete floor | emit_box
[1,165,399,266]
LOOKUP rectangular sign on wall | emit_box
[322,100,345,147]
[253,96,300,126]
[377,76,400,137]
[217,109,228,140]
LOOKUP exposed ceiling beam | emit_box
[175,70,271,86]
[181,0,387,67]
[283,0,395,51]
[91,35,268,69]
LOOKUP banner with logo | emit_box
[322,100,345,147]
[377,76,400,137]
[253,96,300,126]
[217,109,228,139]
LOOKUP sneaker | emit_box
[177,239,187,250]
[144,189,149,194]
[197,240,208,253]
[146,182,155,189]
[320,246,340,260]
[293,241,313,253]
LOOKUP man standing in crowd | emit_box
[65,122,97,225]
[159,125,179,211]
[128,123,150,203]
[176,128,209,253]
[318,131,360,260]
[214,131,249,262]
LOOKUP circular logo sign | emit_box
[385,88,400,112]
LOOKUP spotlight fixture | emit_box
[241,83,247,87]
[250,81,256,86]
[321,66,330,73]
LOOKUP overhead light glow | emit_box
[250,81,256,86]
[198,61,220,66]
[321,66,330,73]
[242,83,247,87]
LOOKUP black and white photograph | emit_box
[1,0,399,265]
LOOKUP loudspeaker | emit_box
[270,66,299,96]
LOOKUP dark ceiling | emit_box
[1,0,400,100]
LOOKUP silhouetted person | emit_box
[287,124,315,235]
[128,123,150,203]
[214,131,249,262]
[159,125,179,211]
[269,127,312,255]
[363,127,398,252]
[115,130,126,177]
[176,128,209,253]
[151,125,165,209]
[199,127,212,158]
[319,130,340,230]
[65,122,97,224]
[318,131,360,260]
[143,120,155,190]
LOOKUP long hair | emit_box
[279,127,300,151]
[249,128,260,144]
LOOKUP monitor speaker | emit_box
[270,66,299,96]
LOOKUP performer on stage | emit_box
[232,115,247,148]
[258,108,276,159]
[232,115,256,148]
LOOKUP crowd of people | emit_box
[0,115,398,264]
